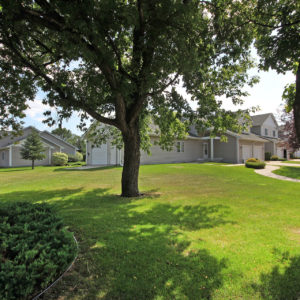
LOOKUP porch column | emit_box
[9,145,12,167]
[236,138,240,163]
[210,138,214,160]
[85,141,88,164]
[48,148,51,165]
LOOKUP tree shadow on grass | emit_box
[0,187,232,299]
[252,251,300,300]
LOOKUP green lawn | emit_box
[273,166,300,180]
[1,164,300,299]
[281,161,300,164]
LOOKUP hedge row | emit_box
[0,202,77,300]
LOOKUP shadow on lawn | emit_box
[252,251,300,300]
[1,187,232,299]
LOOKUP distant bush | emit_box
[245,160,266,169]
[246,158,259,163]
[68,152,83,162]
[52,152,68,166]
[0,202,76,300]
[278,158,287,161]
[271,155,279,161]
[265,152,272,161]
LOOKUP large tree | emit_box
[253,0,300,140]
[0,0,257,196]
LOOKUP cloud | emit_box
[25,99,55,120]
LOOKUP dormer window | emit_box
[273,130,276,137]
[265,128,268,136]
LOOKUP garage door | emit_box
[110,146,117,165]
[241,144,252,161]
[253,145,263,160]
[91,144,107,165]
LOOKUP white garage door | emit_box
[110,146,117,165]
[91,144,107,165]
[253,145,263,160]
[242,144,252,161]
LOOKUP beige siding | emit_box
[261,115,278,138]
[11,146,51,167]
[0,149,9,167]
[140,138,202,164]
[40,132,76,155]
[214,134,238,163]
[265,141,275,155]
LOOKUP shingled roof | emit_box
[251,113,278,127]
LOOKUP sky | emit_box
[23,61,295,137]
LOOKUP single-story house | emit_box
[85,119,269,166]
[0,126,77,167]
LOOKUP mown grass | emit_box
[281,161,300,165]
[273,166,300,180]
[1,163,300,299]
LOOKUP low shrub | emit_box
[0,202,76,300]
[265,152,272,161]
[246,158,258,163]
[68,151,83,162]
[52,152,68,166]
[271,155,279,161]
[245,161,266,169]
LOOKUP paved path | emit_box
[267,161,300,167]
[255,164,300,182]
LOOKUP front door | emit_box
[203,143,208,159]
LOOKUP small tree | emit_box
[20,130,46,169]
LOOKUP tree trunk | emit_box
[121,124,141,197]
[293,63,300,142]
[32,160,35,169]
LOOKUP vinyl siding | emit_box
[0,149,9,167]
[214,134,238,163]
[140,137,202,164]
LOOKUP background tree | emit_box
[253,0,300,140]
[0,0,257,196]
[20,130,46,169]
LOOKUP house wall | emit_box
[251,126,261,136]
[0,149,9,167]
[140,137,202,164]
[214,134,238,163]
[11,146,51,167]
[265,141,275,155]
[40,132,76,155]
[261,115,278,138]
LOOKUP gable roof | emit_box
[251,113,278,127]
[0,126,77,150]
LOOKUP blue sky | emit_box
[23,65,295,136]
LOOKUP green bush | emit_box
[271,155,279,161]
[0,202,76,300]
[246,158,258,163]
[265,152,272,161]
[245,161,266,169]
[52,152,68,166]
[68,151,83,162]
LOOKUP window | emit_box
[2,152,4,160]
[273,130,276,137]
[176,142,184,153]
[265,128,268,136]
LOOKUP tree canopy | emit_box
[0,0,258,196]
[253,0,300,140]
